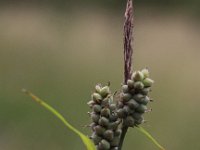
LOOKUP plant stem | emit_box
[118,127,128,150]
[119,0,134,149]
[22,89,96,150]
[123,0,134,84]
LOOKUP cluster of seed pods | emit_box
[117,69,154,127]
[88,85,122,150]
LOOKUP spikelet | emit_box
[88,84,121,150]
[117,69,154,127]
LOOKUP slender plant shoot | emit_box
[22,89,95,150]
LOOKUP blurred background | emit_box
[0,0,200,150]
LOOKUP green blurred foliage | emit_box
[0,0,200,14]
[0,1,200,150]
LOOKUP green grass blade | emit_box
[22,89,96,150]
[136,126,166,150]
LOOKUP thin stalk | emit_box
[123,0,134,84]
[119,0,134,150]
[118,127,128,150]
[22,89,95,150]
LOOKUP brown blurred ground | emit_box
[0,2,200,150]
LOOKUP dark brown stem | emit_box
[120,0,134,150]
[118,126,128,150]
[123,0,134,84]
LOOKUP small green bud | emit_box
[104,130,114,141]
[95,84,102,93]
[133,94,144,102]
[135,117,144,125]
[114,129,122,136]
[134,81,144,90]
[141,96,150,105]
[141,68,149,78]
[91,114,100,123]
[91,133,102,145]
[99,117,109,127]
[133,71,144,81]
[87,100,95,108]
[93,104,102,113]
[101,98,110,107]
[110,137,120,147]
[124,116,135,127]
[143,78,154,87]
[123,105,130,115]
[108,121,120,130]
[100,86,110,97]
[109,104,116,111]
[127,79,134,89]
[129,88,135,95]
[101,108,111,118]
[94,125,106,136]
[131,72,136,80]
[98,139,110,150]
[122,93,132,102]
[141,87,151,95]
[109,114,118,122]
[117,108,126,118]
[133,113,143,120]
[127,99,139,109]
[89,122,96,130]
[136,104,147,113]
[122,85,129,93]
[92,93,102,102]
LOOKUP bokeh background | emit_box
[0,0,200,150]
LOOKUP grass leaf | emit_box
[22,89,96,150]
[136,126,166,150]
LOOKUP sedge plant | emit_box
[23,0,166,150]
